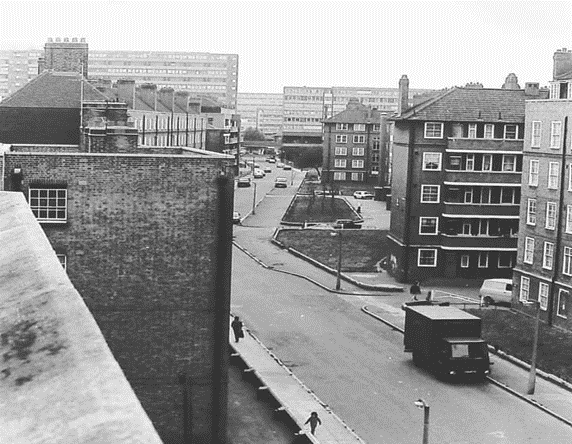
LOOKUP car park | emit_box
[253,169,265,178]
[353,190,374,199]
[233,212,241,224]
[480,278,513,306]
[274,177,288,188]
[237,177,251,188]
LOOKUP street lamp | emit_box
[290,168,294,186]
[414,399,430,444]
[524,299,541,395]
[252,182,257,215]
[330,231,342,290]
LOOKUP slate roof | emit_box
[392,87,527,123]
[0,71,111,108]
[324,102,384,124]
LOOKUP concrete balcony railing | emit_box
[0,192,162,444]
[440,234,517,249]
[443,202,521,217]
[447,137,523,152]
[443,170,522,185]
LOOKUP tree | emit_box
[296,147,323,177]
[243,127,266,141]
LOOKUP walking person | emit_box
[304,411,322,436]
[231,316,244,343]
[410,281,421,301]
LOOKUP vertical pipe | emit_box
[422,405,430,444]
[336,232,342,290]
[527,302,541,395]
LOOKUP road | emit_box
[230,158,572,443]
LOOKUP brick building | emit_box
[513,48,572,328]
[387,75,547,283]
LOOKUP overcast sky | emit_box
[1,1,570,93]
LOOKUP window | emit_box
[419,217,438,235]
[29,188,67,222]
[504,124,517,139]
[502,155,516,172]
[482,154,492,171]
[519,276,530,302]
[463,189,473,204]
[333,172,346,181]
[524,237,535,264]
[478,252,489,268]
[460,255,469,268]
[424,122,443,139]
[548,162,560,189]
[527,199,537,225]
[531,121,541,147]
[335,146,347,155]
[449,156,461,169]
[546,202,557,229]
[336,123,349,130]
[466,154,475,171]
[354,123,365,131]
[466,124,476,139]
[353,135,365,143]
[550,121,562,148]
[569,164,572,191]
[539,282,549,310]
[557,290,568,318]
[422,153,442,170]
[567,205,572,233]
[484,124,494,139]
[498,252,514,268]
[352,160,364,168]
[352,147,365,156]
[529,160,539,186]
[56,254,67,270]
[351,172,364,181]
[334,159,346,168]
[462,222,471,235]
[543,242,554,269]
[563,247,572,276]
[421,185,440,203]
[335,135,347,143]
[418,249,437,267]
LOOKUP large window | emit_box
[353,135,365,143]
[334,159,347,168]
[563,246,572,276]
[335,146,347,155]
[484,124,494,139]
[353,123,365,132]
[333,172,346,181]
[567,205,572,233]
[557,290,568,318]
[29,188,67,222]
[468,124,477,139]
[519,276,530,302]
[466,154,475,171]
[350,172,364,181]
[548,162,560,189]
[421,185,440,203]
[478,252,489,268]
[504,124,518,139]
[543,242,554,269]
[352,160,364,168]
[498,252,514,268]
[336,123,349,130]
[531,121,542,147]
[502,155,516,172]
[524,237,535,264]
[539,282,549,310]
[422,152,442,170]
[550,121,562,148]
[528,160,539,186]
[527,199,537,225]
[352,147,365,156]
[419,217,439,235]
[482,155,492,171]
[418,249,437,267]
[546,202,557,230]
[335,135,347,143]
[424,122,443,139]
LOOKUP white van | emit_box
[480,278,513,306]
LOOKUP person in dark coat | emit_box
[410,281,421,300]
[231,316,244,343]
[304,411,322,435]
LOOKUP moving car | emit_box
[253,169,265,178]
[233,212,241,224]
[274,177,288,188]
[237,177,251,188]
[353,190,374,199]
[480,278,513,306]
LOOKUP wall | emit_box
[0,108,80,144]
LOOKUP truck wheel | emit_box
[483,296,494,307]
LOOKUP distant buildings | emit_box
[387,74,547,283]
[513,48,572,328]
[237,92,283,136]
[0,48,43,101]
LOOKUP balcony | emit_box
[443,203,520,217]
[444,170,521,185]
[447,138,523,152]
[440,234,517,250]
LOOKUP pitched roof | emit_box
[324,101,384,124]
[392,87,527,123]
[0,71,111,108]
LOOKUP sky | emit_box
[1,0,571,93]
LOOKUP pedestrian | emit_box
[356,206,361,215]
[410,281,421,300]
[304,411,322,436]
[425,290,433,302]
[231,316,244,343]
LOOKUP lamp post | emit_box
[252,182,257,215]
[414,399,430,444]
[330,231,342,290]
[291,168,294,186]
[526,299,541,395]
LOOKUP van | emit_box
[479,278,513,306]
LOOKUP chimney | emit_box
[553,48,572,80]
[175,90,190,113]
[44,37,88,76]
[398,75,409,115]
[188,97,202,114]
[158,87,175,112]
[139,84,157,111]
[502,73,520,90]
[116,79,136,109]
[525,82,540,97]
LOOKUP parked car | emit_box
[233,211,241,224]
[332,219,362,229]
[314,189,340,196]
[480,278,513,306]
[274,177,288,188]
[237,177,251,188]
[253,163,261,169]
[283,164,292,171]
[253,169,265,179]
[353,190,374,199]
[267,158,276,163]
[276,162,284,168]
[263,166,272,173]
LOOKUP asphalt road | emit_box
[230,160,572,443]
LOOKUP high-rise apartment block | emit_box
[237,92,283,136]
[0,48,42,101]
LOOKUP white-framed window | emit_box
[334,159,347,168]
[460,255,469,268]
[569,164,572,191]
[422,152,442,170]
[557,289,568,318]
[519,276,530,302]
[462,222,471,235]
[546,202,557,230]
[504,124,518,140]
[335,146,347,155]
[353,135,365,143]
[567,205,572,233]
[564,247,572,276]
[484,124,494,139]
[502,155,516,172]
[479,219,489,235]
[352,147,365,156]
[527,199,537,225]
[528,159,539,186]
[29,188,68,222]
[353,123,365,131]
[543,242,554,269]
[468,124,477,139]
[336,123,349,130]
[539,282,549,310]
[524,237,535,264]
[498,252,513,268]
[420,185,440,203]
[478,252,489,268]
[336,135,347,143]
[424,122,443,139]
[333,172,346,181]
[56,254,67,270]
[466,154,475,171]
[550,121,562,148]
[482,154,492,171]
[449,156,461,169]
[531,121,542,147]
[419,217,439,235]
[351,172,364,181]
[464,189,473,204]
[352,160,364,168]
[548,162,560,189]
[418,249,437,267]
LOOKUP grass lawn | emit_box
[467,308,572,383]
[276,229,388,272]
[282,195,357,224]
